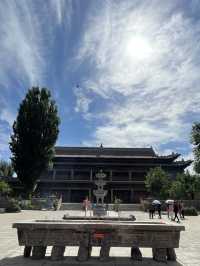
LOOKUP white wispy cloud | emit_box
[0,109,15,127]
[74,86,92,117]
[0,0,73,158]
[182,150,195,174]
[0,0,47,88]
[50,0,73,26]
[0,126,11,159]
[75,1,200,155]
[0,0,50,158]
[0,0,73,90]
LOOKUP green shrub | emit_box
[53,198,59,210]
[141,200,150,212]
[0,180,12,197]
[113,198,122,212]
[19,200,36,210]
[5,199,21,213]
[184,207,198,216]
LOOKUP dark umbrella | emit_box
[152,200,161,205]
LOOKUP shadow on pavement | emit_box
[0,256,185,266]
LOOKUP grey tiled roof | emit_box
[55,146,157,157]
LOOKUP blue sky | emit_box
[0,0,200,164]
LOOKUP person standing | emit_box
[179,200,185,219]
[168,203,174,220]
[83,196,90,216]
[166,203,169,218]
[173,201,180,223]
[88,200,92,217]
[149,204,155,219]
[157,204,162,219]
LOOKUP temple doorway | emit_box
[70,189,89,203]
[113,190,131,203]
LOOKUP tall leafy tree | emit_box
[0,160,14,176]
[145,167,170,199]
[169,179,185,200]
[191,123,200,173]
[169,171,200,200]
[10,87,60,195]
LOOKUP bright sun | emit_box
[125,36,153,61]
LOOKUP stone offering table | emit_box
[63,215,136,221]
[13,220,184,262]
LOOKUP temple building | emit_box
[34,146,191,203]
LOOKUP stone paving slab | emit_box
[0,257,184,266]
[0,210,199,266]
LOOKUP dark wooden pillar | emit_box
[131,188,134,203]
[53,170,56,180]
[90,169,93,181]
[68,190,71,202]
[129,171,132,180]
[71,169,74,179]
[111,189,113,203]
[89,189,92,201]
[110,170,112,181]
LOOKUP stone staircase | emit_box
[60,203,141,211]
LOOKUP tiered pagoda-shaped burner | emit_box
[93,170,107,204]
[93,170,107,216]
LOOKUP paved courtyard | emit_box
[0,210,199,266]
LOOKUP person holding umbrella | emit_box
[152,200,161,219]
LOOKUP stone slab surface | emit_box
[0,210,199,266]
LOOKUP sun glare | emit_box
[125,36,153,61]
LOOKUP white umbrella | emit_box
[152,200,161,205]
[165,199,174,204]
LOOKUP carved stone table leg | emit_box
[100,237,110,261]
[152,248,156,259]
[32,246,46,259]
[131,247,142,261]
[24,246,32,258]
[51,246,65,261]
[88,245,92,257]
[77,244,91,261]
[167,248,176,261]
[152,248,167,262]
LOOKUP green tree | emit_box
[10,87,60,196]
[0,180,12,196]
[170,171,200,200]
[169,180,185,199]
[0,160,14,176]
[191,123,200,173]
[145,167,170,199]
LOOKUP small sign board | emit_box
[93,232,105,239]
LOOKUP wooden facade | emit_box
[35,146,191,203]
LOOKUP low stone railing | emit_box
[13,220,184,263]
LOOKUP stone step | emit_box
[60,203,83,210]
[117,204,141,211]
[60,203,141,211]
